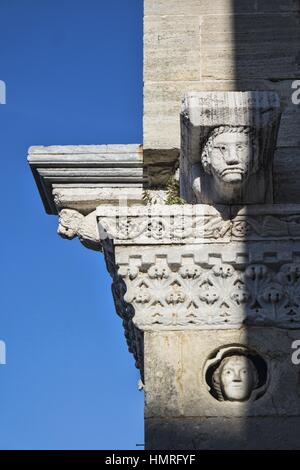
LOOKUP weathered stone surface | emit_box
[144,79,300,202]
[145,417,300,450]
[58,209,101,251]
[144,329,300,419]
[28,144,146,213]
[95,203,300,331]
[98,203,300,244]
[143,2,300,208]
[114,245,300,330]
[145,323,300,449]
[180,91,280,204]
[28,144,143,156]
[201,14,300,80]
[144,15,201,82]
[145,0,300,16]
[274,148,300,203]
[52,187,145,214]
[144,8,300,84]
[144,80,300,151]
[28,0,300,452]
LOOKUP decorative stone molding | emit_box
[48,201,300,370]
[27,144,145,214]
[117,255,300,330]
[180,91,281,205]
[27,144,178,215]
[102,238,144,374]
[97,204,231,244]
[96,204,300,332]
[97,204,300,243]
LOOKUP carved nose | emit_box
[233,372,242,381]
[224,147,240,165]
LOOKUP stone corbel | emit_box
[180,91,281,205]
[58,209,101,251]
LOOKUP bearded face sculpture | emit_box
[201,127,257,184]
[180,91,280,205]
[192,126,259,204]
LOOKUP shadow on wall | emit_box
[231,0,300,448]
[232,0,300,203]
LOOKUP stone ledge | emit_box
[97,203,300,244]
[28,144,144,214]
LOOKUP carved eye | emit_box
[237,144,246,150]
[214,145,226,152]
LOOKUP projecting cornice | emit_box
[28,144,175,215]
[27,144,145,214]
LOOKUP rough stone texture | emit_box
[200,14,300,81]
[145,417,300,450]
[274,148,300,203]
[52,187,145,214]
[144,0,300,16]
[144,79,300,151]
[144,16,201,82]
[143,0,300,202]
[144,328,300,449]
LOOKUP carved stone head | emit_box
[201,126,258,186]
[212,354,259,402]
[191,125,260,204]
[180,91,281,205]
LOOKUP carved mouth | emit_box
[221,168,245,176]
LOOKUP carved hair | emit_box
[201,126,259,175]
[212,354,259,401]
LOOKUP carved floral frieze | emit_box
[55,204,300,370]
[118,258,300,330]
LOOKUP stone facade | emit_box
[144,329,300,450]
[144,0,300,203]
[28,0,300,451]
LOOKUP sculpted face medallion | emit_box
[217,355,257,402]
[204,347,268,402]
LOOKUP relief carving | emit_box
[194,126,259,204]
[180,91,281,205]
[204,346,268,402]
[118,259,300,330]
[58,209,101,251]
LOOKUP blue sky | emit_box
[0,0,144,450]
